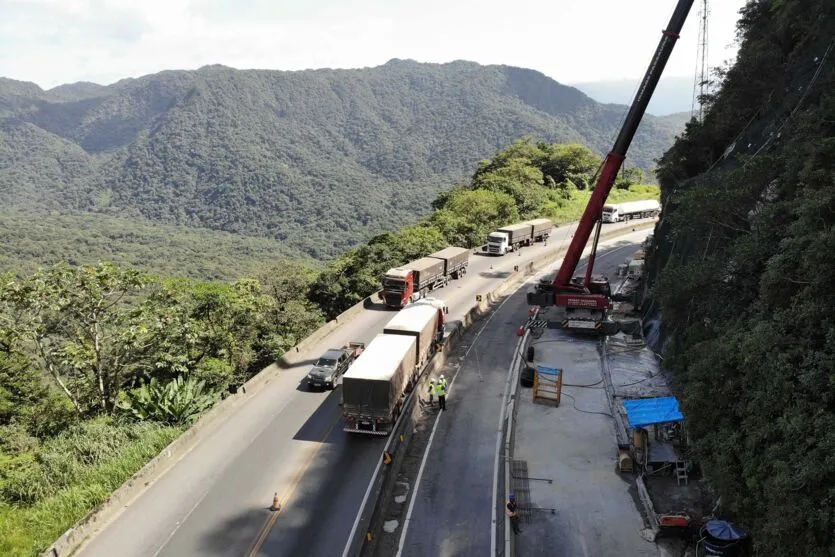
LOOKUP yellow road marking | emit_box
[246,418,340,557]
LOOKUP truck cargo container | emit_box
[487,222,535,255]
[383,302,445,370]
[522,218,554,242]
[381,253,451,309]
[342,334,418,435]
[601,200,661,223]
[427,246,470,279]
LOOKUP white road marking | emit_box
[394,281,523,557]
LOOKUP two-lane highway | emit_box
[74,220,649,557]
[392,230,651,557]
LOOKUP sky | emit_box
[0,0,749,90]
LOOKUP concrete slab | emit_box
[513,327,665,557]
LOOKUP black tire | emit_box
[520,366,535,388]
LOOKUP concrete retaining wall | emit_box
[44,222,654,557]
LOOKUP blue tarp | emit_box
[705,520,748,541]
[623,397,684,428]
[536,365,562,377]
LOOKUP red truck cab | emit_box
[382,267,413,308]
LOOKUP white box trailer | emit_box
[383,303,443,370]
[601,200,661,223]
[342,334,417,435]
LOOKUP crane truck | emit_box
[527,0,693,333]
[342,300,446,435]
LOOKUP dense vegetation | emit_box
[309,139,656,318]
[0,212,307,281]
[1,60,682,262]
[647,0,835,554]
[0,138,658,555]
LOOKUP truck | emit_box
[383,302,446,370]
[522,218,554,242]
[428,246,470,279]
[381,256,446,309]
[486,222,534,255]
[342,334,418,435]
[306,342,365,390]
[601,200,661,223]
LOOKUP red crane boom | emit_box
[529,0,694,329]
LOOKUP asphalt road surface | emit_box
[394,231,650,557]
[74,220,650,557]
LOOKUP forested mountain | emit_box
[1,60,685,259]
[647,0,835,554]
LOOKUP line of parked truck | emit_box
[338,298,448,435]
[308,205,660,434]
[380,219,557,310]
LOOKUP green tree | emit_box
[0,263,149,415]
[539,142,601,190]
[471,158,548,216]
[430,189,520,247]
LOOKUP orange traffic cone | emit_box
[271,493,281,512]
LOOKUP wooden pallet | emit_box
[533,366,563,406]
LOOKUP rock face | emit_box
[640,2,835,554]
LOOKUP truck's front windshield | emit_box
[383,279,406,292]
[315,358,337,368]
[488,234,505,243]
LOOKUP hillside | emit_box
[645,0,835,554]
[1,60,685,261]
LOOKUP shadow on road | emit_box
[197,507,269,556]
[292,388,344,442]
[275,356,319,372]
[363,300,396,312]
[479,270,513,279]
[198,418,383,557]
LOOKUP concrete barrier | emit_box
[44,221,654,557]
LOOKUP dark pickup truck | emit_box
[307,342,365,390]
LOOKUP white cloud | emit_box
[0,0,747,89]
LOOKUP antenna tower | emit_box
[691,0,710,121]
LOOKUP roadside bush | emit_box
[120,376,217,425]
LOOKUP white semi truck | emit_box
[601,199,661,223]
[486,218,553,255]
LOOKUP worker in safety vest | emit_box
[435,380,447,411]
[439,374,448,389]
[427,378,435,406]
[506,493,521,534]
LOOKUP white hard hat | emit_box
[440,374,445,379]
[430,378,435,383]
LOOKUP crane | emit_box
[527,0,695,332]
